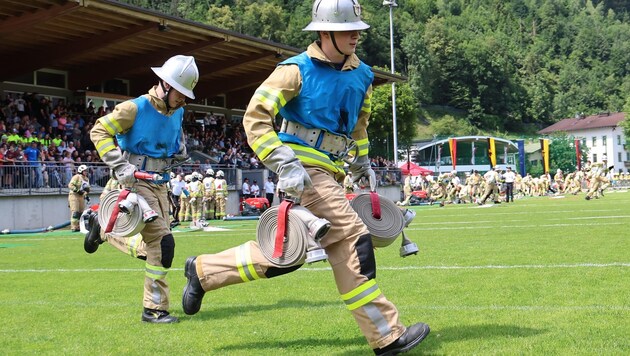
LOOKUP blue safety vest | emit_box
[116,96,183,158]
[277,52,373,147]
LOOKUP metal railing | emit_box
[0,162,403,196]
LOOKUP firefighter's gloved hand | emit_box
[101,149,136,186]
[115,163,137,186]
[263,145,312,198]
[349,155,376,191]
[278,161,312,197]
[174,132,188,161]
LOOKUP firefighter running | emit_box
[181,1,429,353]
[83,54,199,323]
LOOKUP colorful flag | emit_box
[487,137,496,168]
[517,139,525,176]
[540,138,550,174]
[448,138,457,170]
[574,138,581,170]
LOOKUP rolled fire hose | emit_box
[257,205,308,267]
[98,189,146,237]
[350,192,405,248]
[257,202,331,267]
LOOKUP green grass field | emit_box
[1,191,629,355]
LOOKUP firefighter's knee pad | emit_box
[160,234,175,268]
[265,264,302,278]
[356,234,376,280]
[72,211,81,219]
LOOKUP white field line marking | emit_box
[0,229,258,241]
[2,262,629,273]
[0,299,626,312]
[406,222,627,230]
[408,305,630,311]
[414,215,630,226]
[419,208,625,216]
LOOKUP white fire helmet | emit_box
[303,0,370,32]
[206,168,214,176]
[216,170,224,178]
[78,165,88,174]
[151,55,199,99]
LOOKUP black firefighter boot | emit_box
[182,256,206,315]
[83,211,103,254]
[141,308,179,323]
[373,322,430,355]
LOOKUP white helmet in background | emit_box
[205,168,214,176]
[184,174,192,183]
[303,0,370,32]
[216,170,224,178]
[170,172,176,179]
[151,55,199,99]
[78,165,88,174]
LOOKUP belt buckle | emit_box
[340,139,358,163]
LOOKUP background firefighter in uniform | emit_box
[213,170,228,219]
[68,164,90,232]
[202,168,216,220]
[86,54,199,324]
[188,171,205,227]
[179,174,192,222]
[181,1,429,354]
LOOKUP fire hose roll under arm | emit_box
[350,193,405,248]
[98,189,146,237]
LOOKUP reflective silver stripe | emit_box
[344,283,380,307]
[363,304,391,337]
[128,234,142,258]
[151,280,161,305]
[237,244,257,282]
[145,266,168,280]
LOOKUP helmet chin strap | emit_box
[159,80,172,111]
[328,32,347,59]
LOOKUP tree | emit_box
[369,81,418,161]
[548,134,589,173]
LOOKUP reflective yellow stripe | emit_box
[341,279,382,311]
[355,138,369,157]
[251,132,283,160]
[236,243,260,282]
[145,263,168,280]
[95,138,116,156]
[287,143,344,175]
[253,87,287,116]
[362,95,372,113]
[128,234,142,258]
[99,114,123,135]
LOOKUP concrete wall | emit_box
[0,185,402,230]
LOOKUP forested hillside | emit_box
[123,0,630,143]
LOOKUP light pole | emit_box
[383,0,398,166]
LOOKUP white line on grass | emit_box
[414,215,630,226]
[409,305,630,311]
[406,222,626,230]
[2,262,628,273]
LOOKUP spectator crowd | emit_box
[0,92,401,191]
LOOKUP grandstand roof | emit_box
[0,0,403,108]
